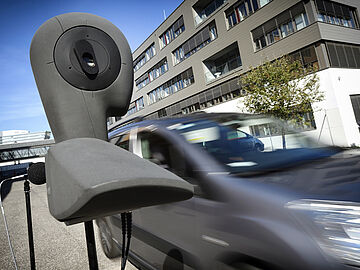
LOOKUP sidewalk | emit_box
[0,179,137,270]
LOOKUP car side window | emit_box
[138,131,195,177]
[115,133,130,151]
[227,129,248,140]
[140,131,214,199]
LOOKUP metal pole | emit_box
[24,178,36,270]
[84,221,99,270]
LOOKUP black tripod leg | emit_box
[84,221,99,270]
[24,179,36,270]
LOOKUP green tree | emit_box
[240,56,323,149]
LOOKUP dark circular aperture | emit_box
[83,53,95,67]
[54,26,121,91]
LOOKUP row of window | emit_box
[193,0,227,26]
[132,0,261,73]
[326,42,360,69]
[135,58,169,90]
[128,42,323,123]
[146,43,321,119]
[126,97,145,117]
[252,2,309,51]
[133,0,226,74]
[133,44,156,72]
[148,68,194,105]
[226,0,271,28]
[144,77,242,119]
[173,21,217,65]
[146,43,242,107]
[315,0,358,29]
[160,16,185,49]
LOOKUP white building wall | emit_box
[0,131,51,145]
[314,68,360,147]
[204,68,360,147]
[0,157,45,167]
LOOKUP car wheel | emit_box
[255,144,263,152]
[97,218,121,259]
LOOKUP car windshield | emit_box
[167,114,341,174]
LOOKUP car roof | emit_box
[108,112,259,138]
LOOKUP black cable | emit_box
[120,212,132,270]
[120,212,126,270]
[24,179,36,270]
[124,212,132,268]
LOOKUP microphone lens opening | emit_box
[82,53,95,67]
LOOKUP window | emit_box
[203,43,242,82]
[159,16,185,49]
[267,28,280,44]
[259,0,270,7]
[280,20,294,38]
[133,44,156,72]
[193,0,227,26]
[290,45,319,69]
[173,21,217,65]
[226,0,271,29]
[251,2,309,51]
[294,13,308,30]
[135,58,168,90]
[147,68,194,105]
[126,97,145,116]
[315,0,359,29]
[326,42,360,69]
[115,134,130,151]
[139,131,196,180]
[350,95,360,130]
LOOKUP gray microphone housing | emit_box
[30,12,133,142]
[30,13,193,224]
[47,138,193,225]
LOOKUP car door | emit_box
[108,130,150,260]
[132,128,200,270]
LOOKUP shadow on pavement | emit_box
[0,176,26,201]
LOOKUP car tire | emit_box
[97,218,121,259]
[255,144,263,152]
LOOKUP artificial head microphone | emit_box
[30,12,193,224]
[28,162,46,185]
[30,12,133,143]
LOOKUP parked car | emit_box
[97,113,360,270]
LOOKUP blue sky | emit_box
[0,0,182,132]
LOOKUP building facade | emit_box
[109,0,360,147]
[0,130,52,145]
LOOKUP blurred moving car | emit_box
[97,113,360,270]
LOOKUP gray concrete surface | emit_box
[0,179,137,270]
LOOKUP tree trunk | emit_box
[282,127,286,149]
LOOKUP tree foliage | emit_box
[240,56,324,148]
[240,56,323,121]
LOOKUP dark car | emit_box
[97,113,360,270]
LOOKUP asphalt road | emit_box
[0,178,137,270]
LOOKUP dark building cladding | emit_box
[109,0,360,137]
